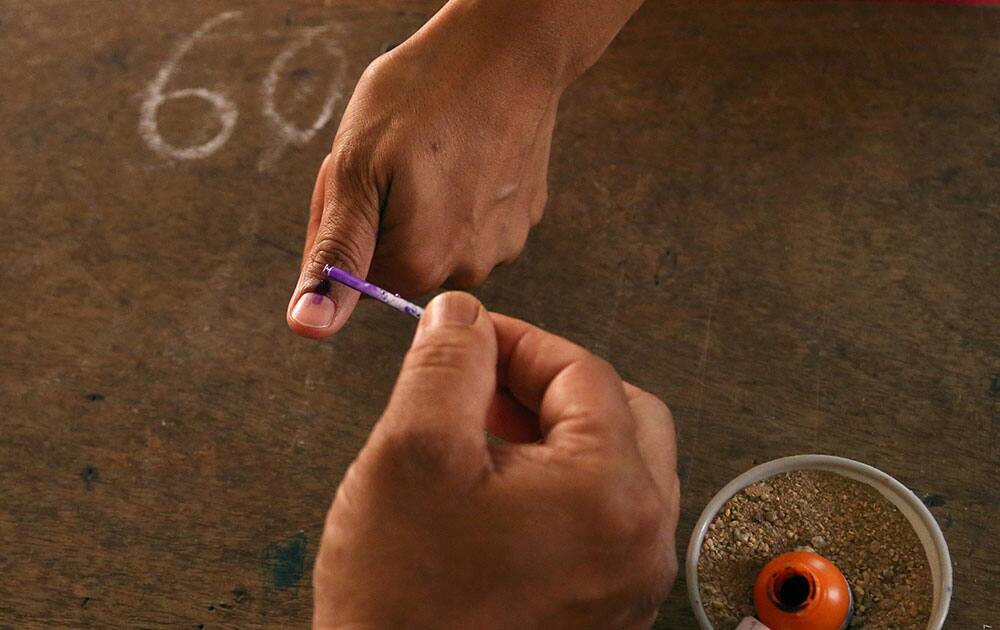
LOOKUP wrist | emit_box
[405,0,576,98]
[431,0,645,90]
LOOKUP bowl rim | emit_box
[685,454,952,630]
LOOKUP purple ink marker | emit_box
[322,264,423,319]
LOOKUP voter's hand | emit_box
[313,292,679,629]
[287,8,558,337]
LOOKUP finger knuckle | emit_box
[627,556,676,627]
[634,524,678,615]
[580,475,675,614]
[371,424,455,478]
[657,403,677,444]
[306,233,371,279]
[530,190,548,225]
[501,227,529,265]
[510,235,528,257]
[645,394,673,423]
[329,139,377,199]
[449,260,492,289]
[652,546,679,602]
[507,218,531,252]
[502,247,525,267]
[579,354,620,385]
[330,132,366,171]
[630,487,667,544]
[602,484,663,547]
[473,259,494,285]
[395,248,449,295]
[358,55,392,87]
[518,216,532,242]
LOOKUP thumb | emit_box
[374,292,498,471]
[287,152,380,339]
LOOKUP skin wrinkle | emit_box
[305,235,372,285]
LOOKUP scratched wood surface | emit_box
[1,1,997,628]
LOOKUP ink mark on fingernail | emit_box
[308,278,331,304]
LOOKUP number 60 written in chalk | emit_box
[138,11,346,166]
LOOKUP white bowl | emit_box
[685,455,952,629]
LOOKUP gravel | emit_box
[697,469,932,628]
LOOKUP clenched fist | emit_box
[313,292,680,629]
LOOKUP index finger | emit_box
[490,313,634,446]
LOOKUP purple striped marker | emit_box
[322,264,424,320]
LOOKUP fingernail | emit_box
[290,292,336,329]
[423,292,480,331]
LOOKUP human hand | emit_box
[287,3,561,338]
[313,292,680,629]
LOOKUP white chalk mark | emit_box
[258,26,346,170]
[139,11,241,161]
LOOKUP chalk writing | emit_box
[139,11,242,160]
[139,12,348,167]
[259,25,346,169]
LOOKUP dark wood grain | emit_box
[1,1,997,628]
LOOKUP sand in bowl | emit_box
[698,470,932,628]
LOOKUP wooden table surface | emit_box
[1,1,997,627]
